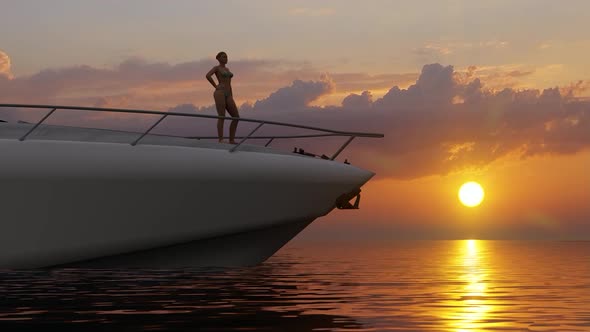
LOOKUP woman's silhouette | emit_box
[206,51,240,144]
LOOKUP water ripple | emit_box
[0,240,589,331]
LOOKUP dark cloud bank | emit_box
[177,63,590,180]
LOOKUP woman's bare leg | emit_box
[214,90,226,142]
[226,97,240,144]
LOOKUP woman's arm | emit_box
[205,66,218,88]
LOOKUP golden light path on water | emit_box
[445,240,493,331]
[2,240,590,330]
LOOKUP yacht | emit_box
[0,104,383,269]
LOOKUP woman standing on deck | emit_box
[205,51,240,144]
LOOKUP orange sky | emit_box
[304,150,590,240]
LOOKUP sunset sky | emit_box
[1,0,589,240]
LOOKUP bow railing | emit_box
[0,104,384,161]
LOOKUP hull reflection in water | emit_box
[1,240,589,331]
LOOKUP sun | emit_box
[458,182,485,207]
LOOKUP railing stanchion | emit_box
[131,114,168,146]
[19,108,57,141]
[331,136,355,160]
[230,121,264,152]
[264,137,274,147]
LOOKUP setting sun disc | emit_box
[458,182,485,207]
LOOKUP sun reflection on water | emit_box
[449,240,493,332]
[2,241,590,330]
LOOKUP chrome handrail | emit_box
[0,103,384,160]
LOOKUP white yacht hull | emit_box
[0,138,373,269]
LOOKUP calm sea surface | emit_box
[1,240,589,331]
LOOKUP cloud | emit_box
[559,80,590,98]
[453,64,541,91]
[0,57,301,108]
[238,64,590,180]
[342,91,372,110]
[0,57,218,108]
[373,63,456,110]
[0,50,13,79]
[0,57,390,109]
[252,76,334,112]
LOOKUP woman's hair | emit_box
[216,52,227,60]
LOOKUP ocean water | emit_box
[1,240,589,331]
